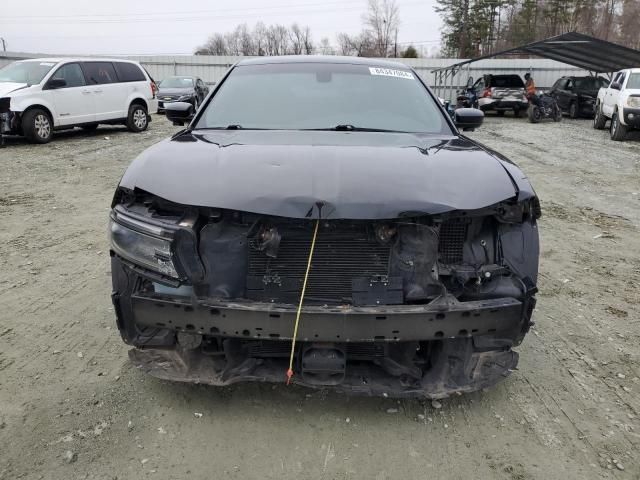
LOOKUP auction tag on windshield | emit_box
[369,67,414,80]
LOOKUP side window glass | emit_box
[114,62,146,82]
[50,63,86,88]
[566,79,573,89]
[619,72,627,86]
[82,62,118,85]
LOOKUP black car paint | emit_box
[110,56,540,397]
[549,76,606,118]
[119,130,531,219]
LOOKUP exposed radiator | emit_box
[248,226,390,303]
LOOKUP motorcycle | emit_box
[528,93,562,123]
[455,76,478,110]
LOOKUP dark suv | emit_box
[549,76,609,118]
[109,57,540,398]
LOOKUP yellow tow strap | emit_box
[286,218,320,385]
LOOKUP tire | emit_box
[553,105,563,122]
[593,103,607,129]
[528,105,540,123]
[126,103,149,133]
[81,124,99,132]
[22,108,53,144]
[569,102,579,119]
[610,111,628,141]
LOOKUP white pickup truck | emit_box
[593,68,640,141]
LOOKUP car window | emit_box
[551,79,562,90]
[573,77,609,90]
[474,78,484,91]
[82,62,118,85]
[197,79,205,89]
[627,73,640,89]
[49,63,86,88]
[113,62,146,82]
[197,62,450,134]
[566,79,574,89]
[0,60,56,85]
[488,75,525,88]
[160,77,194,88]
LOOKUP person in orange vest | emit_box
[524,73,538,106]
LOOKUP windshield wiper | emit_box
[307,124,405,133]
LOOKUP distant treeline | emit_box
[435,0,640,58]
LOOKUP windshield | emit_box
[0,60,56,85]
[627,73,640,89]
[160,77,194,88]
[196,63,450,134]
[574,77,609,90]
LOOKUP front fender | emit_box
[9,97,58,125]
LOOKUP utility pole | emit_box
[394,28,398,57]
[0,38,6,52]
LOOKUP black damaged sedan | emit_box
[109,56,540,398]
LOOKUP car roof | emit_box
[236,55,412,69]
[17,57,142,64]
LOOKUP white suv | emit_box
[594,68,640,141]
[0,58,158,144]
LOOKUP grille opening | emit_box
[438,219,469,264]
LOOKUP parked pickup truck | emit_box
[593,68,640,141]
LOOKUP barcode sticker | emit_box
[369,67,414,80]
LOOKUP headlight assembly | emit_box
[109,210,179,279]
[626,96,640,108]
[178,94,194,102]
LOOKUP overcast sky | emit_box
[0,0,442,56]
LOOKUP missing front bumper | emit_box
[128,338,518,398]
[130,294,524,342]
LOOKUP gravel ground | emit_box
[0,115,639,480]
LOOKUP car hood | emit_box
[157,87,193,96]
[119,130,534,219]
[0,82,28,97]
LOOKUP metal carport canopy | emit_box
[431,32,640,75]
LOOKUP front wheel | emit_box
[610,111,628,141]
[126,104,149,132]
[593,103,607,129]
[23,109,53,144]
[528,105,540,123]
[553,105,563,122]
[569,102,579,119]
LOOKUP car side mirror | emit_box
[454,108,484,131]
[611,82,622,90]
[165,101,194,126]
[46,78,67,89]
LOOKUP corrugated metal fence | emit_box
[1,51,586,101]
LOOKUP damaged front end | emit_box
[110,188,540,398]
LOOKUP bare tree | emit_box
[364,0,400,57]
[336,31,377,56]
[195,33,228,55]
[319,37,335,55]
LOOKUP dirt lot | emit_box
[1,115,639,480]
